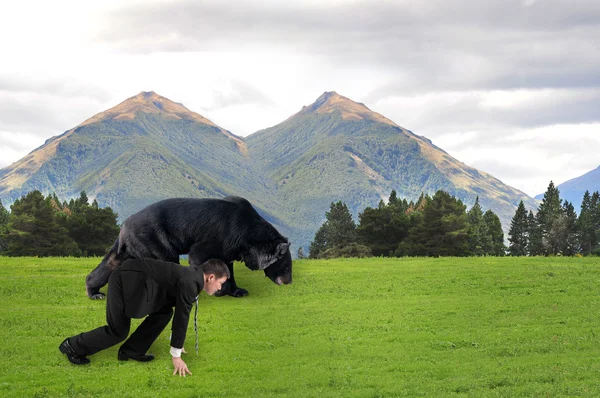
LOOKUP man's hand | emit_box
[172,357,192,377]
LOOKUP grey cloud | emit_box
[533,138,600,163]
[206,79,275,110]
[99,1,600,44]
[0,76,112,102]
[0,97,67,134]
[381,88,600,133]
[441,132,600,161]
[96,0,600,94]
[469,158,554,181]
[0,94,105,140]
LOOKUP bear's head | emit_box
[242,239,292,285]
[264,248,292,285]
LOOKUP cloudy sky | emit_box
[1,0,599,197]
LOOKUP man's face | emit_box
[204,274,228,296]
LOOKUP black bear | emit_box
[85,196,292,299]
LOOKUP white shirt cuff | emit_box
[170,347,182,358]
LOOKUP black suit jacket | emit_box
[119,258,204,349]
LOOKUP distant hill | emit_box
[535,166,600,210]
[246,91,538,247]
[0,92,285,228]
[0,91,538,252]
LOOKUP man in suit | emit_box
[59,258,229,376]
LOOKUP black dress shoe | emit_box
[118,348,155,362]
[59,338,90,365]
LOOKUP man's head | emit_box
[201,259,230,295]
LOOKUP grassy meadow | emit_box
[1,256,600,397]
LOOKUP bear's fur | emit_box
[85,196,292,299]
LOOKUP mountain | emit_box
[0,91,282,226]
[1,90,538,252]
[246,91,538,246]
[535,166,600,210]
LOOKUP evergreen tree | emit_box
[561,200,579,256]
[309,201,359,258]
[324,201,357,247]
[357,207,387,255]
[527,210,543,256]
[484,210,506,256]
[297,246,306,259]
[2,191,80,256]
[388,190,398,206]
[404,191,469,257]
[536,181,563,255]
[309,224,328,259]
[508,200,529,256]
[66,193,119,256]
[591,191,600,254]
[546,212,568,255]
[396,196,429,257]
[0,199,10,253]
[467,197,489,256]
[578,191,595,255]
[357,191,409,256]
[0,199,9,226]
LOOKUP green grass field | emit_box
[1,257,600,397]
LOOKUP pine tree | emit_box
[66,193,119,256]
[297,246,306,259]
[2,191,80,256]
[0,199,10,253]
[309,201,362,258]
[536,181,563,255]
[561,200,579,256]
[388,190,398,206]
[0,199,9,226]
[467,197,488,256]
[408,191,470,257]
[508,200,529,256]
[324,201,357,247]
[527,210,543,256]
[546,212,568,255]
[357,207,387,256]
[309,225,327,259]
[396,196,429,256]
[484,210,506,256]
[591,192,600,254]
[357,191,409,256]
[578,191,595,255]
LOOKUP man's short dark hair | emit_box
[201,259,230,279]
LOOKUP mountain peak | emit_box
[78,91,218,128]
[314,91,340,105]
[301,91,397,126]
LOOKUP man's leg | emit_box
[67,268,131,357]
[120,305,174,357]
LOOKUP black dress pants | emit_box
[69,268,174,357]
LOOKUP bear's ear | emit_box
[275,242,290,257]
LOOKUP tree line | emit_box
[4,181,598,259]
[508,182,600,256]
[0,190,119,257]
[306,189,505,259]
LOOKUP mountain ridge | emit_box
[535,166,600,210]
[1,90,539,251]
[246,92,537,246]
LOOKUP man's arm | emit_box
[170,278,197,376]
[170,278,197,349]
